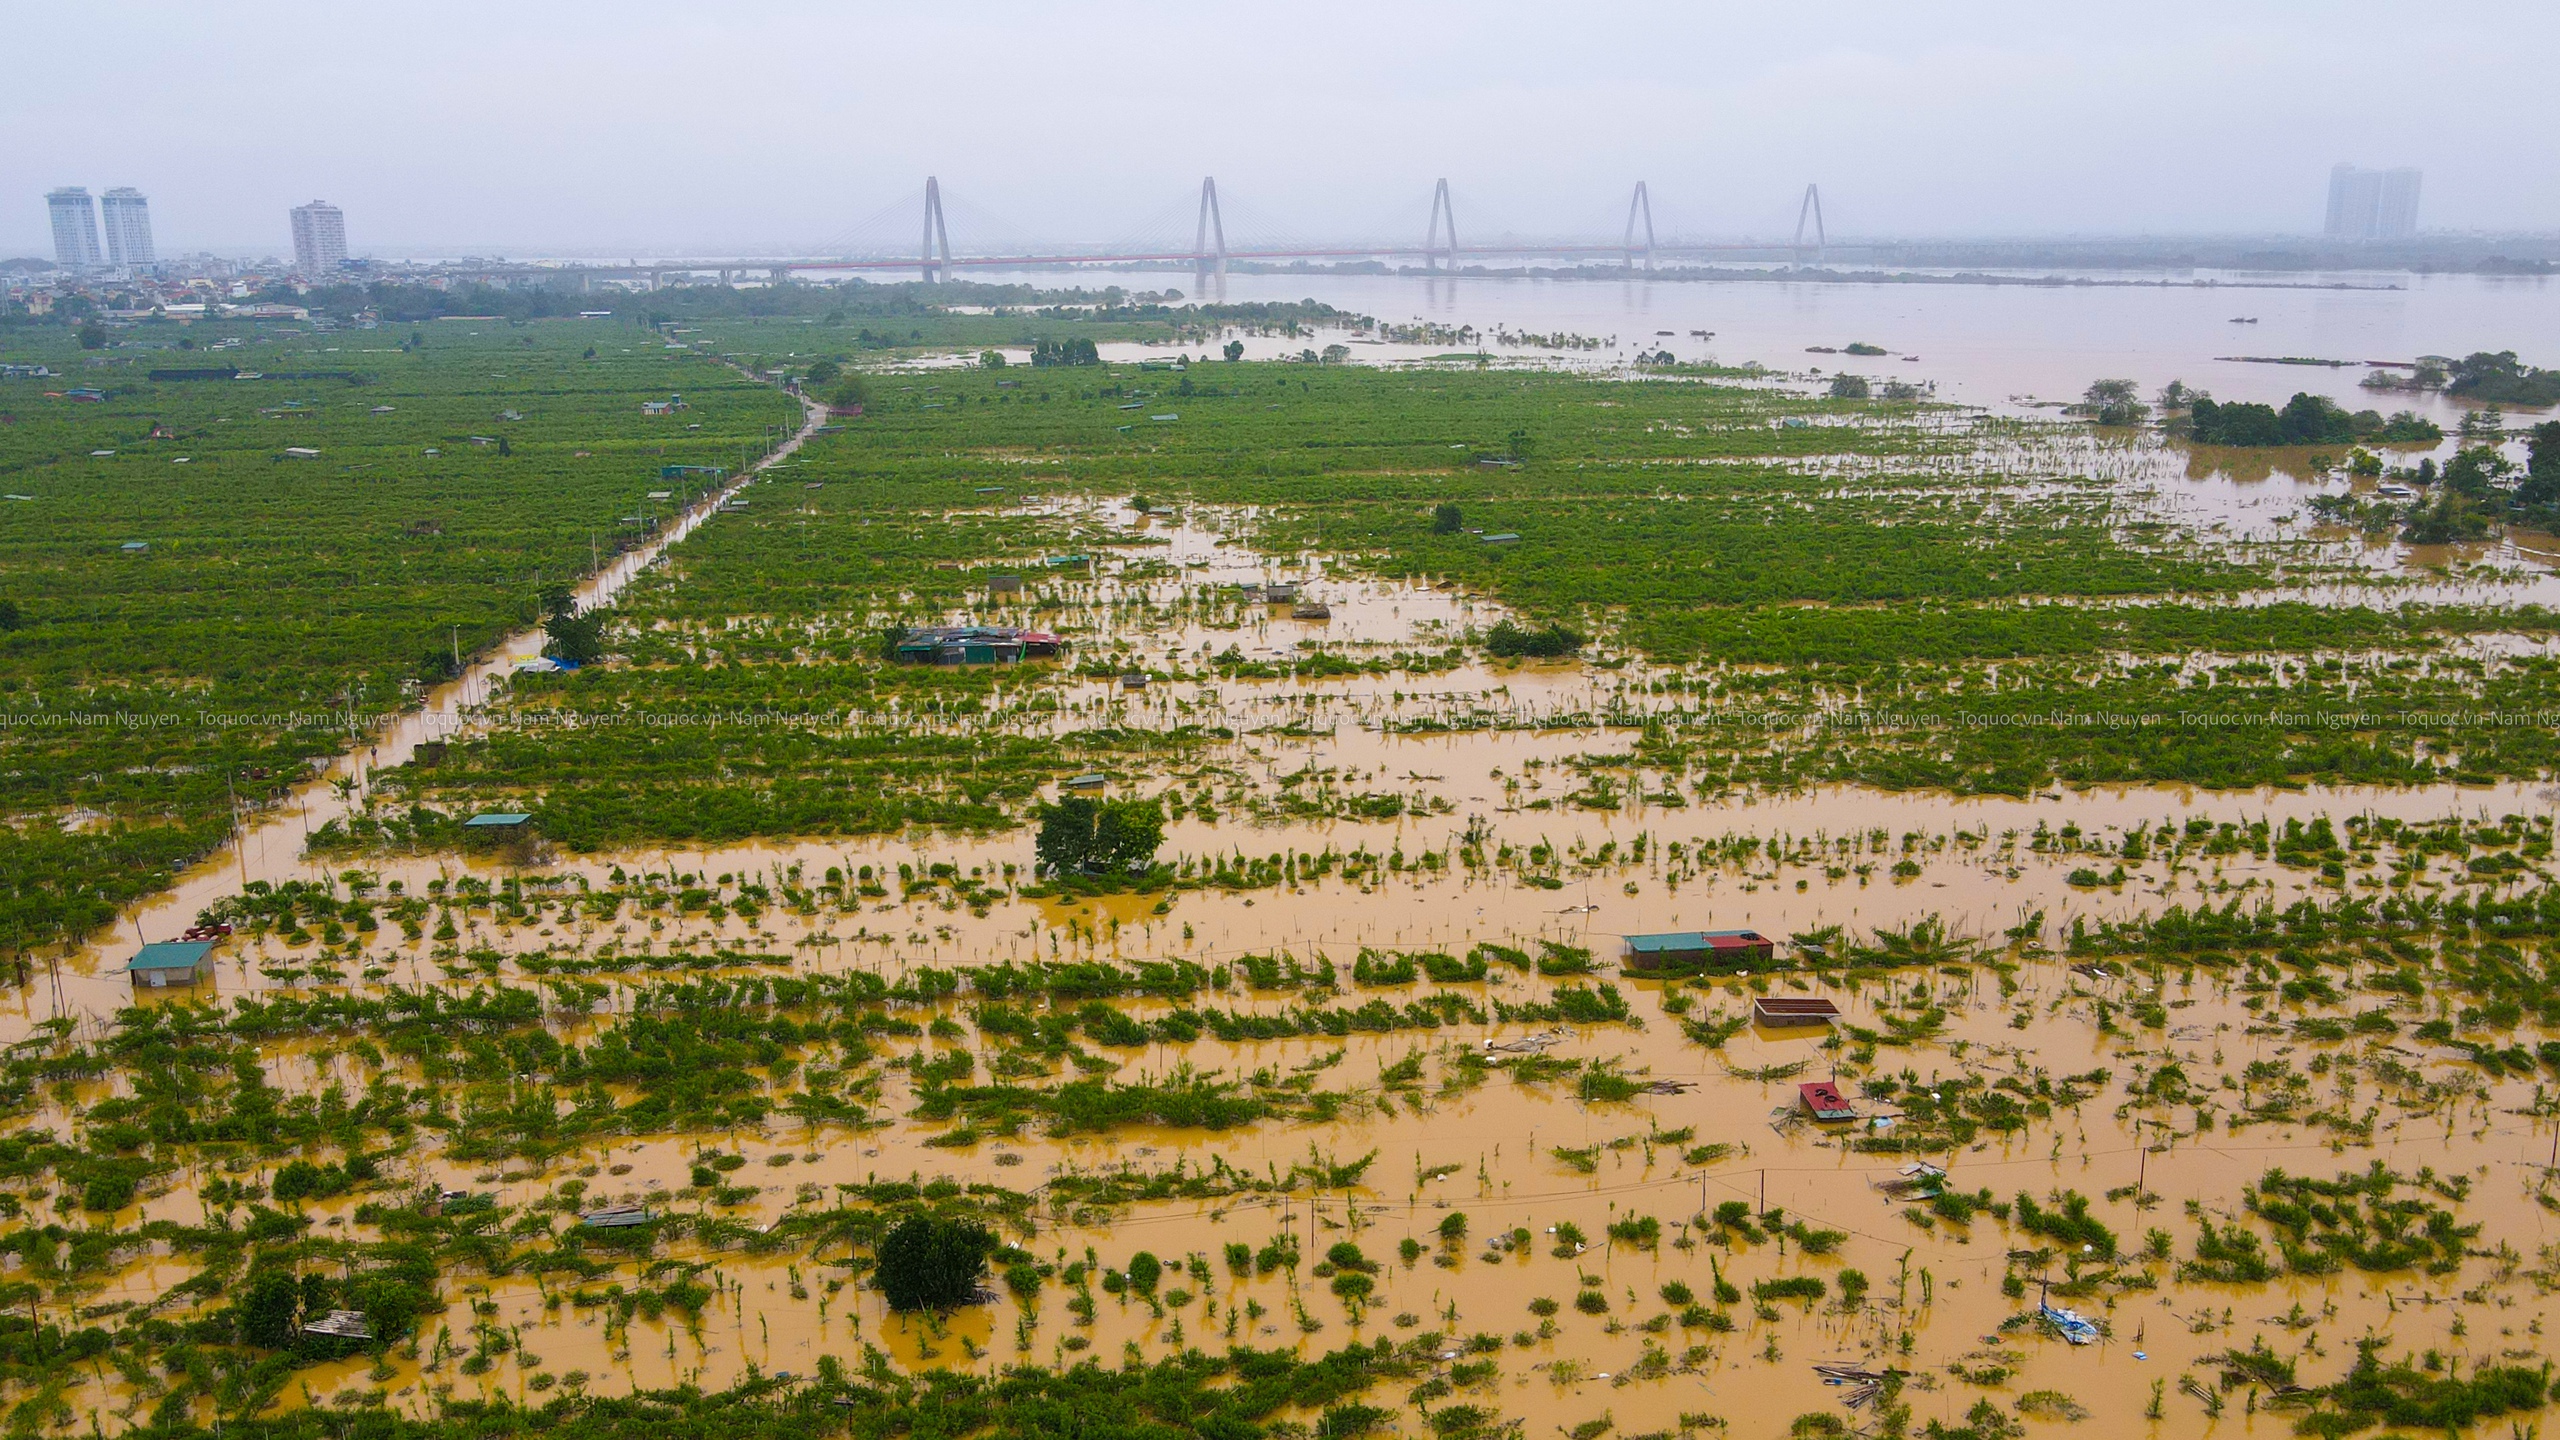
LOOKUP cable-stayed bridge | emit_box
[794,176,1834,280]
[445,178,1842,289]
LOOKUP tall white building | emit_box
[46,187,103,269]
[2324,164,2421,241]
[290,200,347,274]
[99,187,154,267]
[2372,168,2422,240]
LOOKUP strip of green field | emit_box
[362,341,2560,847]
[0,319,799,938]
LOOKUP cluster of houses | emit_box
[1619,928,1860,1123]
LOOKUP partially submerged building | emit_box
[1753,995,1841,1028]
[891,625,1062,665]
[1622,929,1774,975]
[124,940,212,990]
[462,812,534,849]
[1798,1080,1858,1123]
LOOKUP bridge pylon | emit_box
[1425,179,1459,271]
[1194,177,1229,277]
[1792,183,1826,266]
[920,177,954,283]
[1624,181,1656,271]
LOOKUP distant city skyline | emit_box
[5,4,2557,255]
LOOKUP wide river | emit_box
[966,263,2560,424]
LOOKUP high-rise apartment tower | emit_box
[100,187,154,267]
[290,200,347,273]
[2324,165,2421,241]
[46,187,103,269]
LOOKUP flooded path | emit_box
[39,377,830,1026]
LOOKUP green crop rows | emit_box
[0,318,798,941]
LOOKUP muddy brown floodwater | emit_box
[30,463,2560,1437]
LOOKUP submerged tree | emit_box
[2186,391,2355,447]
[1032,337,1100,367]
[1034,796,1165,876]
[1484,620,1585,658]
[238,1270,301,1349]
[2082,378,2149,427]
[543,608,607,665]
[2520,421,2560,507]
[875,1214,996,1311]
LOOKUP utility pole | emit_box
[227,768,248,889]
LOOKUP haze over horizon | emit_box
[11,0,2560,260]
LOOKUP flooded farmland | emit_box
[8,276,2560,1440]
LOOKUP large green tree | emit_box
[875,1214,994,1311]
[2521,421,2560,507]
[1034,796,1165,876]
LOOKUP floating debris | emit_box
[1814,1363,1891,1410]
[302,1310,372,1339]
[2039,1297,2101,1346]
[1484,1027,1572,1055]
[1874,1162,1948,1199]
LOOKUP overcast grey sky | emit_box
[10,0,2557,258]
